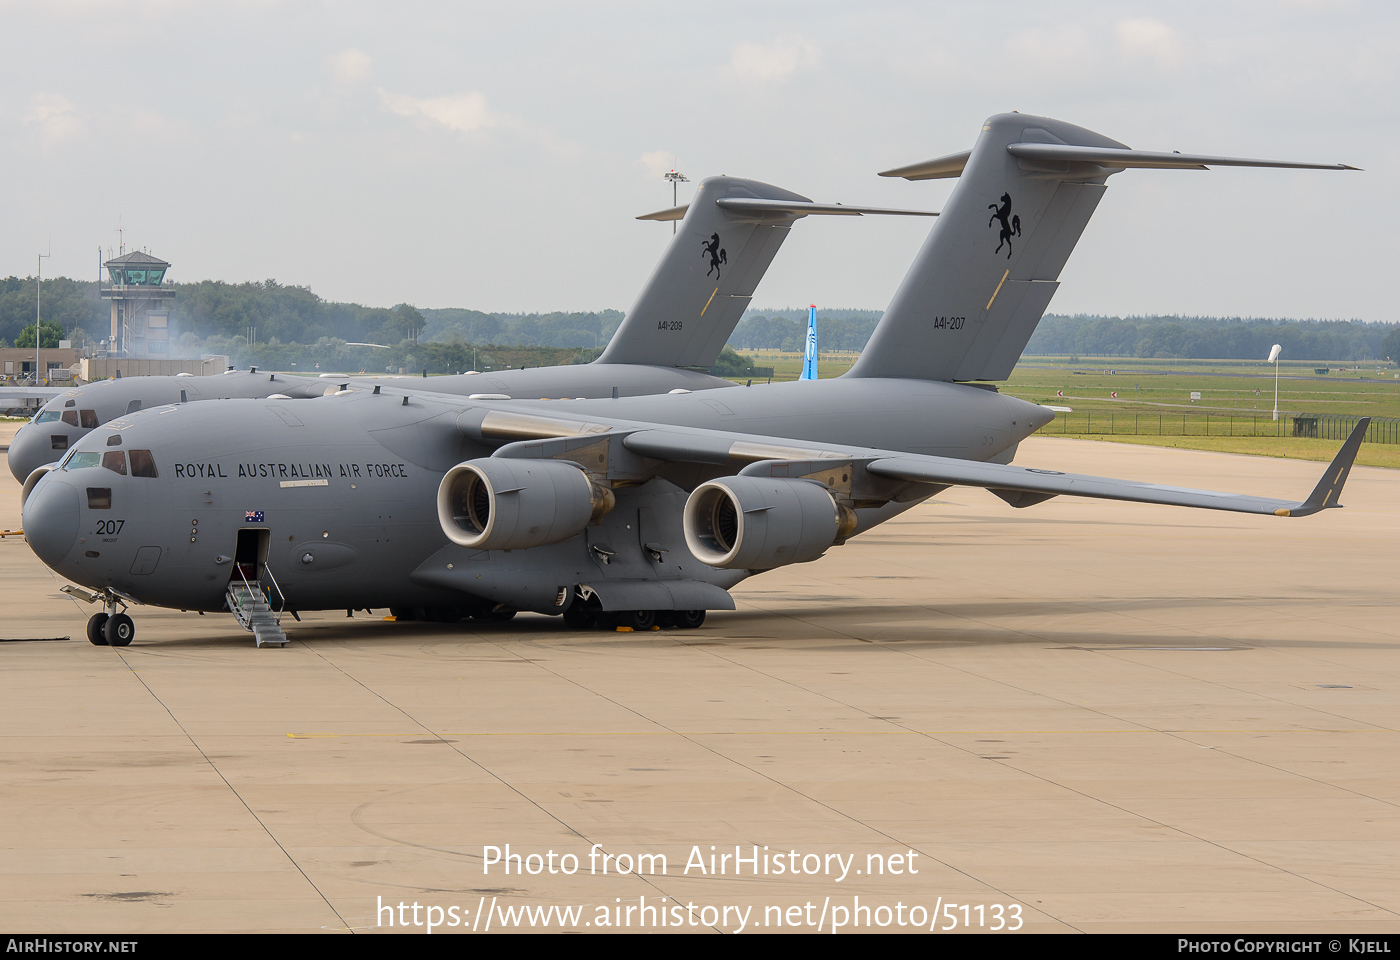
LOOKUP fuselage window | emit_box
[50,435,68,451]
[61,410,78,427]
[63,452,102,470]
[86,488,112,510]
[102,451,127,475]
[64,400,75,408]
[80,410,100,428]
[124,400,141,415]
[129,450,158,478]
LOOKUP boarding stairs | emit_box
[227,564,288,648]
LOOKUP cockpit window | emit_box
[129,450,158,478]
[61,410,79,427]
[36,410,60,423]
[80,410,99,428]
[63,451,102,470]
[102,451,127,475]
[64,400,75,408]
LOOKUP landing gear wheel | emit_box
[618,609,656,631]
[87,613,110,646]
[562,605,596,630]
[104,613,134,647]
[676,610,705,629]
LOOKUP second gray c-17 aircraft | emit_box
[20,113,1364,648]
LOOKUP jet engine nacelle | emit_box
[683,476,856,570]
[437,458,615,551]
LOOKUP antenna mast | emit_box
[36,247,51,386]
[664,169,688,235]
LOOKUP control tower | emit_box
[100,250,174,357]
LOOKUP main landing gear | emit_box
[561,598,705,632]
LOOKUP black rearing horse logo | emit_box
[702,232,727,278]
[988,193,1022,259]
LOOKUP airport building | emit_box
[100,250,175,358]
[0,346,85,385]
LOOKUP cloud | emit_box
[638,150,677,178]
[729,35,819,82]
[22,92,80,139]
[327,48,373,84]
[1115,19,1184,69]
[377,89,497,134]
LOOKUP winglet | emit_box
[1286,418,1369,517]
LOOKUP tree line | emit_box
[1,275,1394,370]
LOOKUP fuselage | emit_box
[8,364,737,482]
[21,376,1050,616]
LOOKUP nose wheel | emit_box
[104,613,135,646]
[86,613,109,646]
[88,612,134,646]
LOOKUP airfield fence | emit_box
[1039,412,1400,445]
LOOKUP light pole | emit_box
[1268,343,1282,421]
[664,169,688,234]
[36,250,50,386]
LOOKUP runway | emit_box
[2,425,1397,933]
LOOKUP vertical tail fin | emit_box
[849,113,1357,383]
[849,114,1118,382]
[597,177,811,369]
[800,304,818,380]
[599,179,936,370]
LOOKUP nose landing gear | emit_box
[62,585,136,647]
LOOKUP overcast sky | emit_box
[2,1,1395,321]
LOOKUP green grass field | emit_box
[1051,433,1400,470]
[1002,356,1400,421]
[734,352,1400,418]
[735,350,1400,467]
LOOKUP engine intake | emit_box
[438,458,614,550]
[683,476,856,570]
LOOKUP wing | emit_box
[477,413,1369,520]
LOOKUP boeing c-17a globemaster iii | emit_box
[7,177,935,483]
[20,113,1362,647]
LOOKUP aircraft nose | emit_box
[22,474,81,568]
[8,425,60,482]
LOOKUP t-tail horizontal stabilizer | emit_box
[865,418,1370,518]
[879,146,1359,180]
[637,199,937,221]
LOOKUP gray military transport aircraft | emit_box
[7,178,933,482]
[20,113,1363,648]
